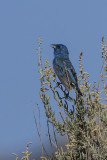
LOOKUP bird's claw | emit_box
[54,82,62,89]
[64,90,69,98]
[57,82,62,87]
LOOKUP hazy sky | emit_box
[0,0,107,159]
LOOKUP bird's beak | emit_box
[51,44,57,49]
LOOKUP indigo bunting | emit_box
[51,44,82,96]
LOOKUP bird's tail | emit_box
[76,87,83,96]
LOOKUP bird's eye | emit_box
[57,45,60,49]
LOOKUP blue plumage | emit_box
[51,44,82,96]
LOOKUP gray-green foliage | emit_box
[37,37,107,160]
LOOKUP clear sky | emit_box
[0,0,107,159]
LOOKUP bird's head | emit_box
[51,44,69,57]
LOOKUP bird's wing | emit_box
[64,59,82,95]
[53,63,71,91]
[53,57,78,91]
[64,59,78,85]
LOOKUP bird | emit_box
[51,44,82,96]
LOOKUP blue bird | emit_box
[51,44,82,96]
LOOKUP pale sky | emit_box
[0,0,107,159]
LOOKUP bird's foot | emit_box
[64,90,69,99]
[57,82,62,87]
[54,82,62,89]
[63,90,73,101]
